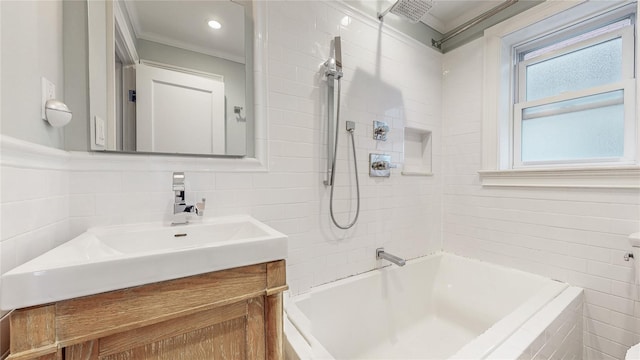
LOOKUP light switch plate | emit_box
[41,77,56,120]
[95,116,106,146]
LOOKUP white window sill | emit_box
[478,166,640,189]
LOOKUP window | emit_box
[512,16,636,168]
[480,1,640,188]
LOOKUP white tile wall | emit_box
[488,287,583,360]
[442,38,640,360]
[525,289,584,360]
[0,165,69,309]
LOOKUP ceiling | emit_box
[121,0,535,61]
[122,0,246,64]
[421,0,508,34]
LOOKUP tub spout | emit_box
[376,248,406,267]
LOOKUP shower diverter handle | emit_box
[369,153,397,177]
[371,161,397,170]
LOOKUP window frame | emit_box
[479,0,640,188]
[513,25,636,168]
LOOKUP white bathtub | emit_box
[285,252,583,360]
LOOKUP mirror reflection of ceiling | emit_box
[422,0,506,33]
[123,0,245,64]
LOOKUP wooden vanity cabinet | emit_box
[7,260,287,360]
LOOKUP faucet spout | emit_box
[376,248,406,267]
[171,172,206,225]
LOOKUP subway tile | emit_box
[584,303,611,323]
[13,228,54,267]
[215,173,253,190]
[269,156,318,173]
[584,333,630,360]
[251,202,311,222]
[68,194,95,217]
[610,280,638,300]
[585,318,640,347]
[0,239,16,274]
[584,346,618,360]
[584,289,637,316]
[69,171,122,194]
[267,59,297,82]
[566,243,611,263]
[0,167,46,203]
[268,91,299,112]
[94,193,125,217]
[587,260,634,283]
[0,201,36,241]
[208,190,254,208]
[609,309,640,333]
[270,125,315,144]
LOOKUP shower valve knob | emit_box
[369,153,395,177]
[372,161,397,170]
[373,121,389,141]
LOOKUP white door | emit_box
[136,63,225,154]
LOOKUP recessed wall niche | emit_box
[402,127,433,176]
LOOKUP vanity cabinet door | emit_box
[64,297,266,360]
[9,261,285,360]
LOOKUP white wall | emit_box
[0,1,65,149]
[0,0,442,309]
[442,38,640,360]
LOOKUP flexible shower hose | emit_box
[329,78,360,230]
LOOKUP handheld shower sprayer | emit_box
[324,36,360,230]
[334,36,342,71]
[325,37,343,80]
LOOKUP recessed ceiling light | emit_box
[207,20,222,30]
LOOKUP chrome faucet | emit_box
[172,172,206,225]
[376,248,406,267]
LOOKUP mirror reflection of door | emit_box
[135,62,225,154]
[108,0,248,156]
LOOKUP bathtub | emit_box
[285,252,583,360]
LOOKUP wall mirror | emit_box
[88,0,256,157]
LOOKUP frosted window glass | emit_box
[525,38,622,101]
[523,19,631,61]
[521,91,624,162]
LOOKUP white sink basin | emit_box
[0,215,287,310]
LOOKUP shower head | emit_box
[378,0,433,23]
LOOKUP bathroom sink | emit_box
[0,215,287,310]
[93,218,278,254]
